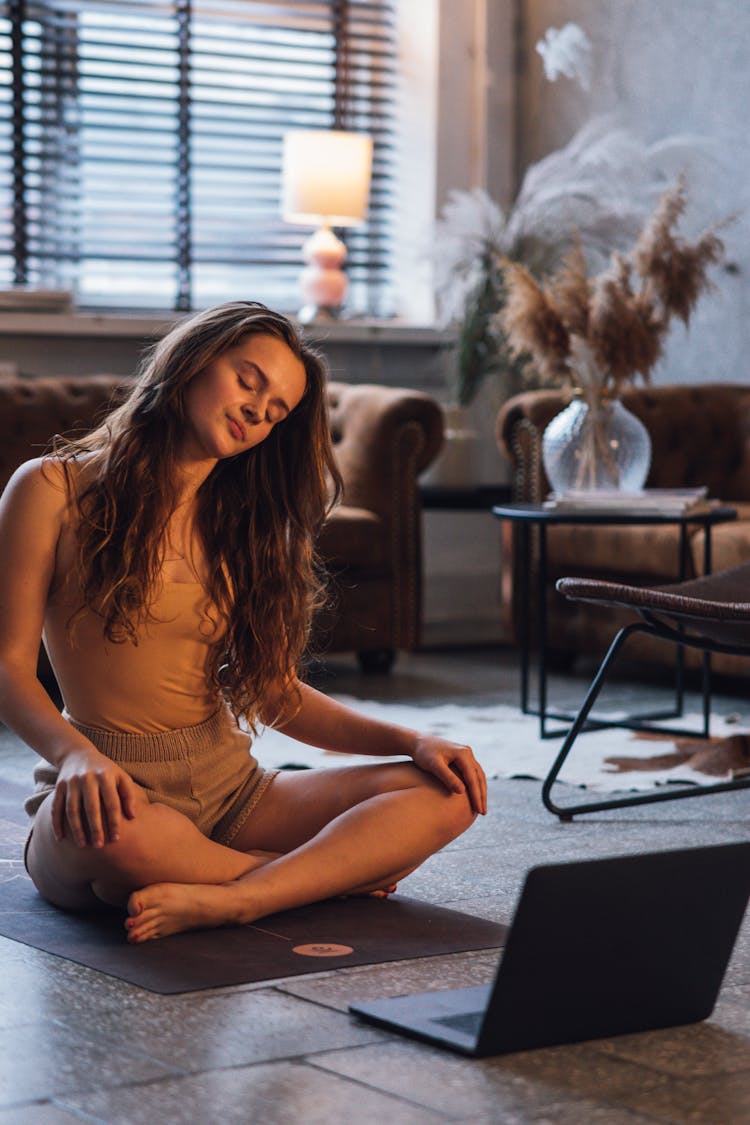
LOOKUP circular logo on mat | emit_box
[292,943,354,958]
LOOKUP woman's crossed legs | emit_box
[26,760,477,942]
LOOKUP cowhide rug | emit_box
[252,696,750,793]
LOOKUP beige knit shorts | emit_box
[25,706,278,848]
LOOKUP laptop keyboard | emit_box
[434,1010,483,1035]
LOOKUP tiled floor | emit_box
[1,646,749,1124]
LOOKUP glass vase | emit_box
[542,394,652,494]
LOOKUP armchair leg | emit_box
[357,648,396,675]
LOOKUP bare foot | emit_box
[341,882,398,900]
[124,850,283,940]
[368,882,398,899]
[123,848,280,942]
[126,881,241,942]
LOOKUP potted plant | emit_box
[499,177,726,492]
[427,115,704,487]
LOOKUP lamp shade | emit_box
[282,130,373,227]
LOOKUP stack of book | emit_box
[543,487,715,516]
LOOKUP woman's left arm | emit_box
[263,680,487,815]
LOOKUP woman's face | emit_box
[180,333,307,466]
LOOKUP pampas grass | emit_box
[501,262,570,384]
[499,178,725,393]
[434,116,714,406]
[632,178,725,324]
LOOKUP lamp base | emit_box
[297,304,341,324]
[298,225,348,322]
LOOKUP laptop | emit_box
[349,842,750,1057]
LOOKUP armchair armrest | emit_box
[327,382,443,517]
[496,389,568,501]
[324,381,444,651]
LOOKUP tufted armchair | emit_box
[496,383,750,677]
[315,380,443,670]
[0,375,443,678]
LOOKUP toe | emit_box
[127,893,144,917]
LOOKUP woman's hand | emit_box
[52,747,138,848]
[411,735,488,815]
[272,681,488,815]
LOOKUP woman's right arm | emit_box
[0,459,137,846]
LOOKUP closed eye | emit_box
[237,360,292,423]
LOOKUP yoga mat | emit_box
[0,877,507,994]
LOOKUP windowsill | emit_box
[0,310,455,347]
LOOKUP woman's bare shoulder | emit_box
[0,459,71,576]
[7,455,61,487]
[8,452,98,496]
[0,455,97,523]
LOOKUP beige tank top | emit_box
[43,577,225,733]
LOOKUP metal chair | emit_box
[543,563,750,819]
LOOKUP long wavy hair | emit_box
[57,301,342,727]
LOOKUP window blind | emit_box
[0,0,396,314]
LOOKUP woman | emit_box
[0,301,486,944]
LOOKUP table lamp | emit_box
[282,129,373,322]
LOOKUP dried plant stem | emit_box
[575,396,620,489]
[499,178,726,397]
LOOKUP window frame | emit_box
[0,0,398,315]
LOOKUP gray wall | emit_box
[510,0,749,386]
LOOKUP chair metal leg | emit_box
[541,622,750,821]
[541,623,639,819]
